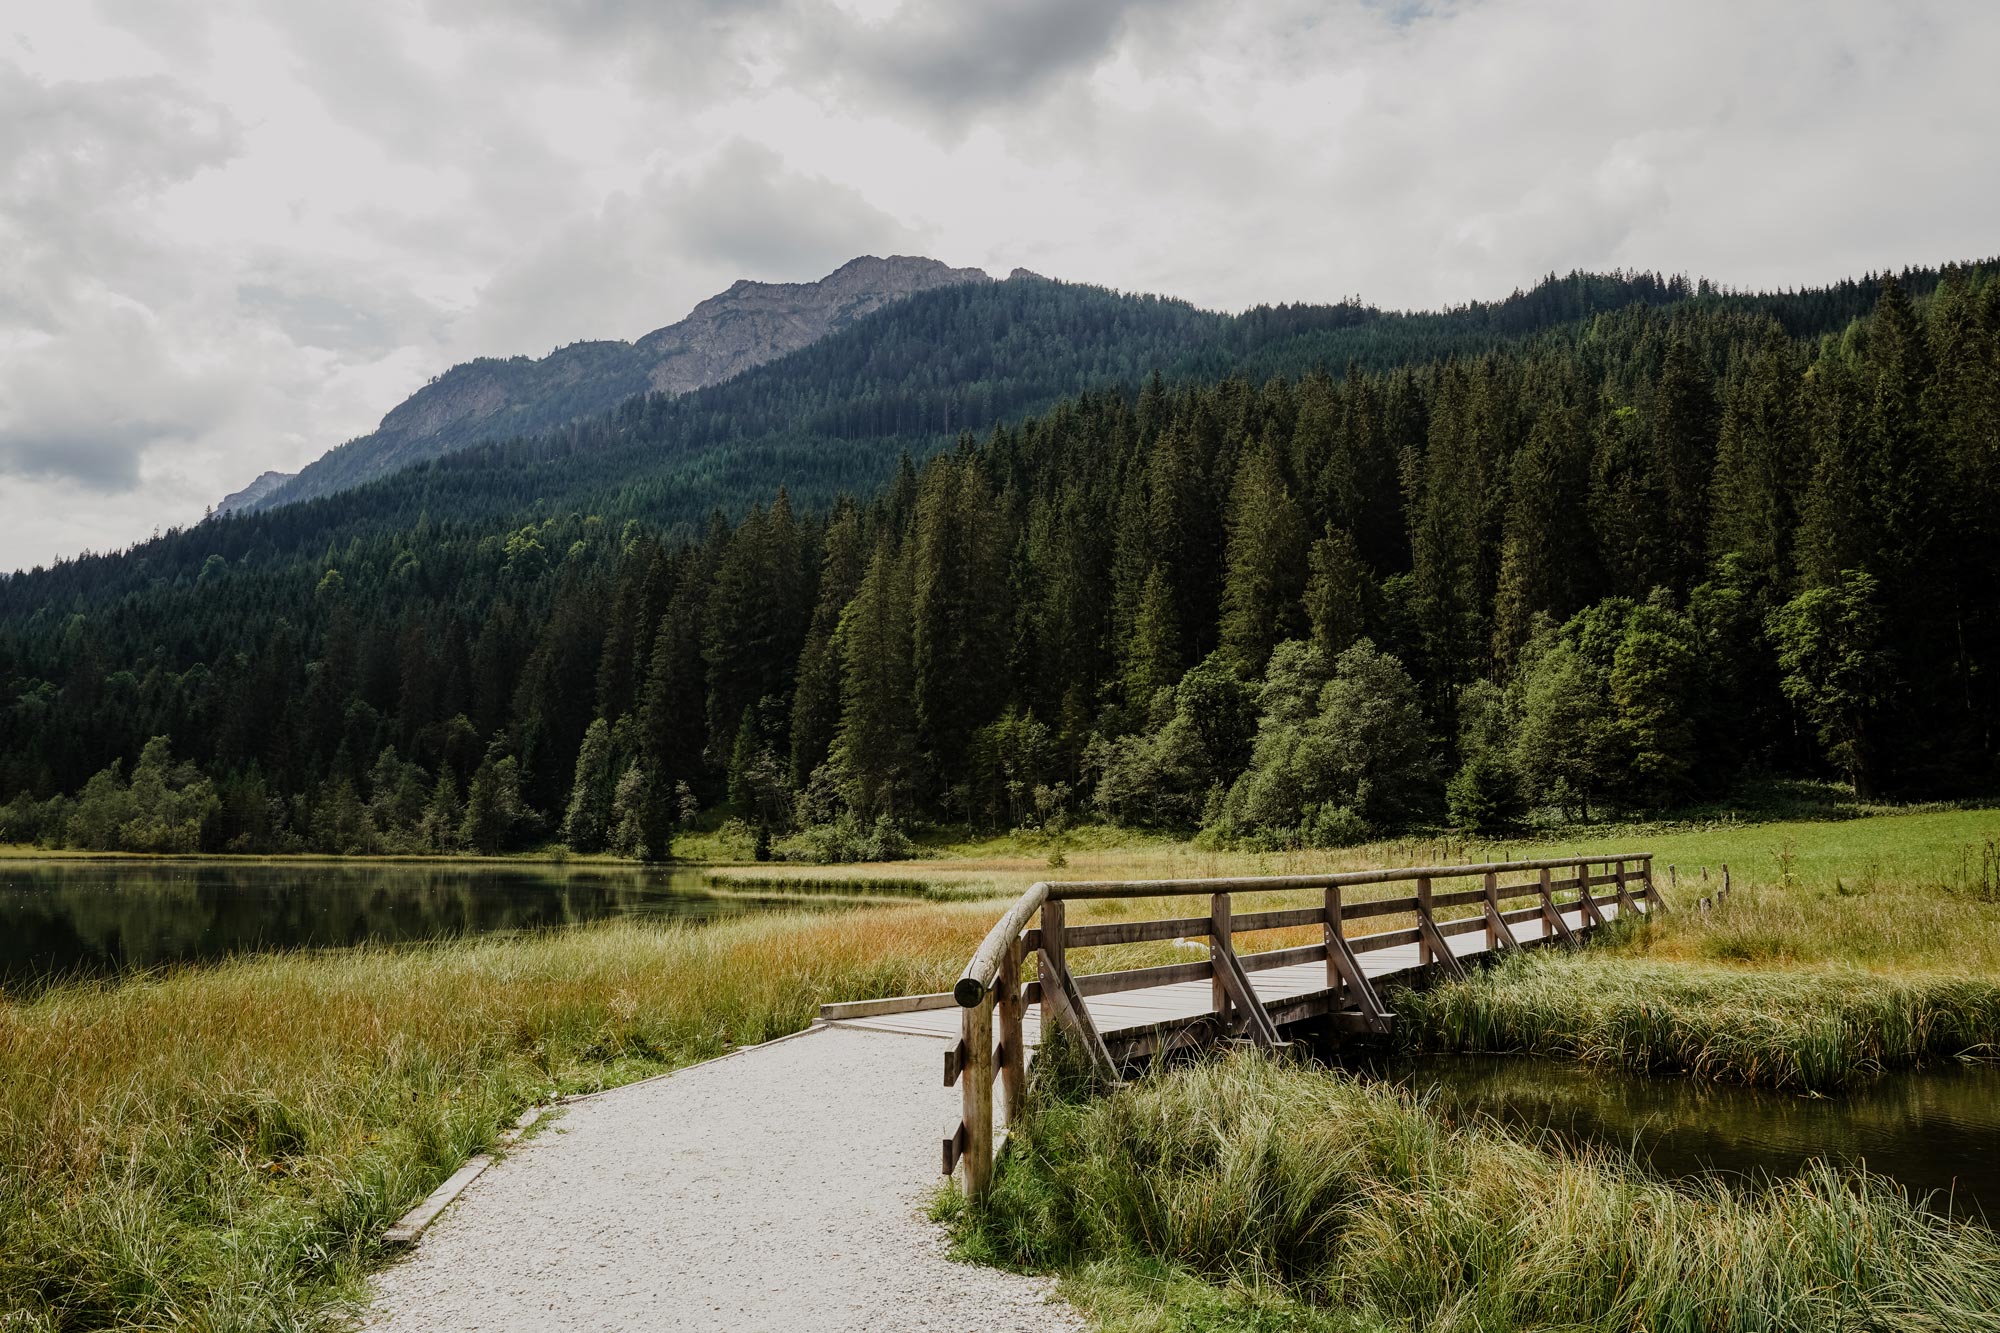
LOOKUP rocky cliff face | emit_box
[228,256,990,512]
[638,255,992,395]
[215,470,296,515]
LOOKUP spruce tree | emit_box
[1218,443,1307,673]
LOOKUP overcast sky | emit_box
[2,0,1995,574]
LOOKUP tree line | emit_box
[2,269,1995,856]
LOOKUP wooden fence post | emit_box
[1538,866,1576,945]
[1576,860,1606,928]
[1641,856,1667,913]
[1415,876,1433,967]
[1324,885,1342,993]
[1614,859,1640,917]
[997,933,1026,1129]
[961,990,994,1198]
[1211,892,1233,1025]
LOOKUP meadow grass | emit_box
[947,1052,2000,1333]
[6,802,1997,1330]
[0,903,994,1332]
[1398,949,2000,1090]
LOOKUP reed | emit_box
[950,1053,2000,1332]
[1397,950,2000,1090]
[0,904,991,1332]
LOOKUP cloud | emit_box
[4,0,2000,574]
[463,138,927,351]
[0,65,247,488]
[796,0,1169,128]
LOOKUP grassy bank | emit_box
[0,904,992,1332]
[949,1054,2000,1333]
[1399,951,2000,1090]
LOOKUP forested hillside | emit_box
[2,263,1993,855]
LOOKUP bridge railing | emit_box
[936,852,1662,1198]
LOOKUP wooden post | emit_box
[1415,876,1434,967]
[1211,892,1233,1025]
[1040,895,1067,998]
[1575,860,1606,929]
[997,933,1026,1130]
[1721,864,1730,901]
[1324,885,1342,993]
[1614,859,1640,917]
[1484,870,1500,949]
[1036,895,1117,1082]
[1670,864,1678,897]
[1641,856,1667,913]
[961,990,994,1198]
[1538,865,1575,945]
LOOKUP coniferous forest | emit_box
[2,264,1996,856]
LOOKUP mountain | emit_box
[230,255,992,512]
[215,470,295,515]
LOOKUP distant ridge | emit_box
[226,255,991,512]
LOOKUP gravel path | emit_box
[367,1023,1081,1332]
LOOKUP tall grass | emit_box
[0,904,990,1332]
[951,1054,2000,1332]
[1399,950,2000,1090]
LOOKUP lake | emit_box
[0,859,850,989]
[1387,1053,2000,1223]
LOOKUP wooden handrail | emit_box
[941,852,1668,1198]
[954,882,1049,1006]
[1043,853,1652,899]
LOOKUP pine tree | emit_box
[560,717,614,852]
[832,541,918,820]
[1124,565,1181,705]
[789,503,867,786]
[1218,443,1307,673]
[1707,335,1806,596]
[910,458,1009,806]
[1492,397,1594,669]
[1304,525,1371,660]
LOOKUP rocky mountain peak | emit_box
[221,256,993,513]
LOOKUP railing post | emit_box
[1484,870,1500,950]
[1415,876,1433,967]
[1211,892,1233,1023]
[1576,859,1606,929]
[961,989,994,1198]
[1615,859,1640,917]
[1538,865,1575,945]
[997,932,1026,1130]
[1324,885,1342,993]
[1641,856,1667,912]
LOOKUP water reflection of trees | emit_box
[0,862,742,985]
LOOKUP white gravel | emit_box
[367,1023,1082,1332]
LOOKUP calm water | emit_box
[0,860,840,988]
[1386,1054,2000,1222]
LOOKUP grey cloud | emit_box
[0,303,243,491]
[420,0,788,101]
[664,139,926,273]
[797,0,1168,126]
[462,138,925,352]
[0,65,248,492]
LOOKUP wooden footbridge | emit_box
[822,853,1690,1197]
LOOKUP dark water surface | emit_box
[0,860,843,988]
[1387,1054,2000,1222]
